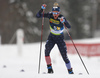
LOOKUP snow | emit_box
[0,38,100,78]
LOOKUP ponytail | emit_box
[53,2,59,7]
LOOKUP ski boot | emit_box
[68,68,74,74]
[47,64,54,73]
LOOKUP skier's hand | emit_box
[60,17,65,23]
[41,4,47,9]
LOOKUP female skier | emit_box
[36,2,74,74]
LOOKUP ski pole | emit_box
[38,9,45,74]
[63,23,89,75]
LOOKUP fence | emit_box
[66,42,100,57]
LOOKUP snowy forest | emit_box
[0,0,100,44]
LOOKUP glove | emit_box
[41,4,47,9]
[60,17,65,23]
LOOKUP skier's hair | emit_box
[53,2,60,7]
[52,2,60,12]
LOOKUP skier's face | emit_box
[52,11,60,19]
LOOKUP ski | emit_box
[42,72,83,75]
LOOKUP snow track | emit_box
[0,38,100,78]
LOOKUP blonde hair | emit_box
[53,2,59,7]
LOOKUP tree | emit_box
[0,0,56,44]
[67,0,87,39]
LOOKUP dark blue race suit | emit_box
[36,9,72,69]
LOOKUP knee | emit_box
[45,41,50,50]
[45,42,51,56]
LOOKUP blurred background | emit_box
[0,0,100,44]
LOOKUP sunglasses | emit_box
[52,12,59,15]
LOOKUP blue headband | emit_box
[52,7,60,12]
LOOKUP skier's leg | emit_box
[45,34,55,73]
[57,35,74,74]
[45,40,55,64]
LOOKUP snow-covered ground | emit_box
[0,38,100,78]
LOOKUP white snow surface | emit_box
[0,38,100,78]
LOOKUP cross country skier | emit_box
[36,2,74,74]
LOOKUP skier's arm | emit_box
[60,17,71,29]
[36,4,50,18]
[36,9,43,18]
[36,9,50,18]
[64,19,71,29]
